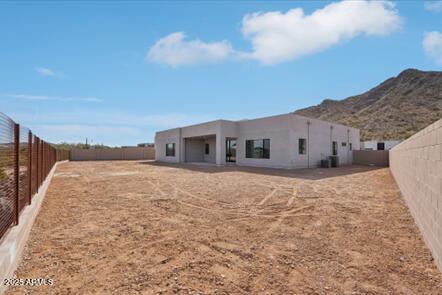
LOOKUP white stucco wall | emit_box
[361,140,401,150]
[236,114,292,168]
[203,137,216,163]
[154,113,360,169]
[181,121,219,138]
[292,115,360,168]
[236,114,359,168]
[155,128,181,163]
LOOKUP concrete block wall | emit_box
[71,147,155,161]
[353,150,389,166]
[390,118,442,271]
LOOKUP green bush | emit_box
[0,168,6,181]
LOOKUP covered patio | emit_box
[184,135,216,164]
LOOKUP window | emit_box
[165,143,175,157]
[377,142,385,150]
[349,143,352,151]
[332,141,338,156]
[341,142,347,147]
[298,138,306,154]
[205,143,210,155]
[246,139,270,159]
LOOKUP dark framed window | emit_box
[377,142,385,150]
[205,143,210,155]
[166,143,175,157]
[246,139,270,159]
[298,138,306,154]
[332,141,338,156]
[349,143,352,151]
[341,142,347,147]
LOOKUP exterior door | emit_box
[226,138,237,163]
[332,141,338,156]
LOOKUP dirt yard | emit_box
[6,161,442,294]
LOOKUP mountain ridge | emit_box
[294,68,442,140]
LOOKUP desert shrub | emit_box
[0,168,6,180]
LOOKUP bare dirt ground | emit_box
[6,161,442,294]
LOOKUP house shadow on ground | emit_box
[138,161,386,181]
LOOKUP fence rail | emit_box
[0,112,69,241]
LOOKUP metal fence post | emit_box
[42,141,45,179]
[46,143,48,176]
[44,142,46,177]
[40,140,43,186]
[31,136,35,196]
[36,138,39,188]
[44,142,46,178]
[28,130,32,205]
[36,137,39,190]
[37,137,41,188]
[14,123,19,225]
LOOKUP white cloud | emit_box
[3,93,103,103]
[423,31,442,65]
[35,67,57,77]
[147,1,402,66]
[424,1,442,12]
[241,0,402,64]
[146,32,233,66]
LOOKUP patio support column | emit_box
[178,128,183,163]
[215,133,223,165]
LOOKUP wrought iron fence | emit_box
[0,112,69,241]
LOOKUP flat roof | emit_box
[156,112,359,134]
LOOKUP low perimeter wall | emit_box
[71,147,155,161]
[353,150,389,166]
[390,118,442,271]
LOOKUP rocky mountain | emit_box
[295,69,442,140]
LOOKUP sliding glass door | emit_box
[225,138,237,163]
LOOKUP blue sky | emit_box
[1,1,441,146]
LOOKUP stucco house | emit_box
[155,112,360,169]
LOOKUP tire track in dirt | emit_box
[287,186,297,206]
[147,174,258,218]
[264,205,315,234]
[9,162,442,295]
[174,182,315,221]
[176,188,240,208]
[257,188,278,206]
[147,180,168,197]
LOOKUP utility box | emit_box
[320,159,331,168]
[329,155,339,167]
